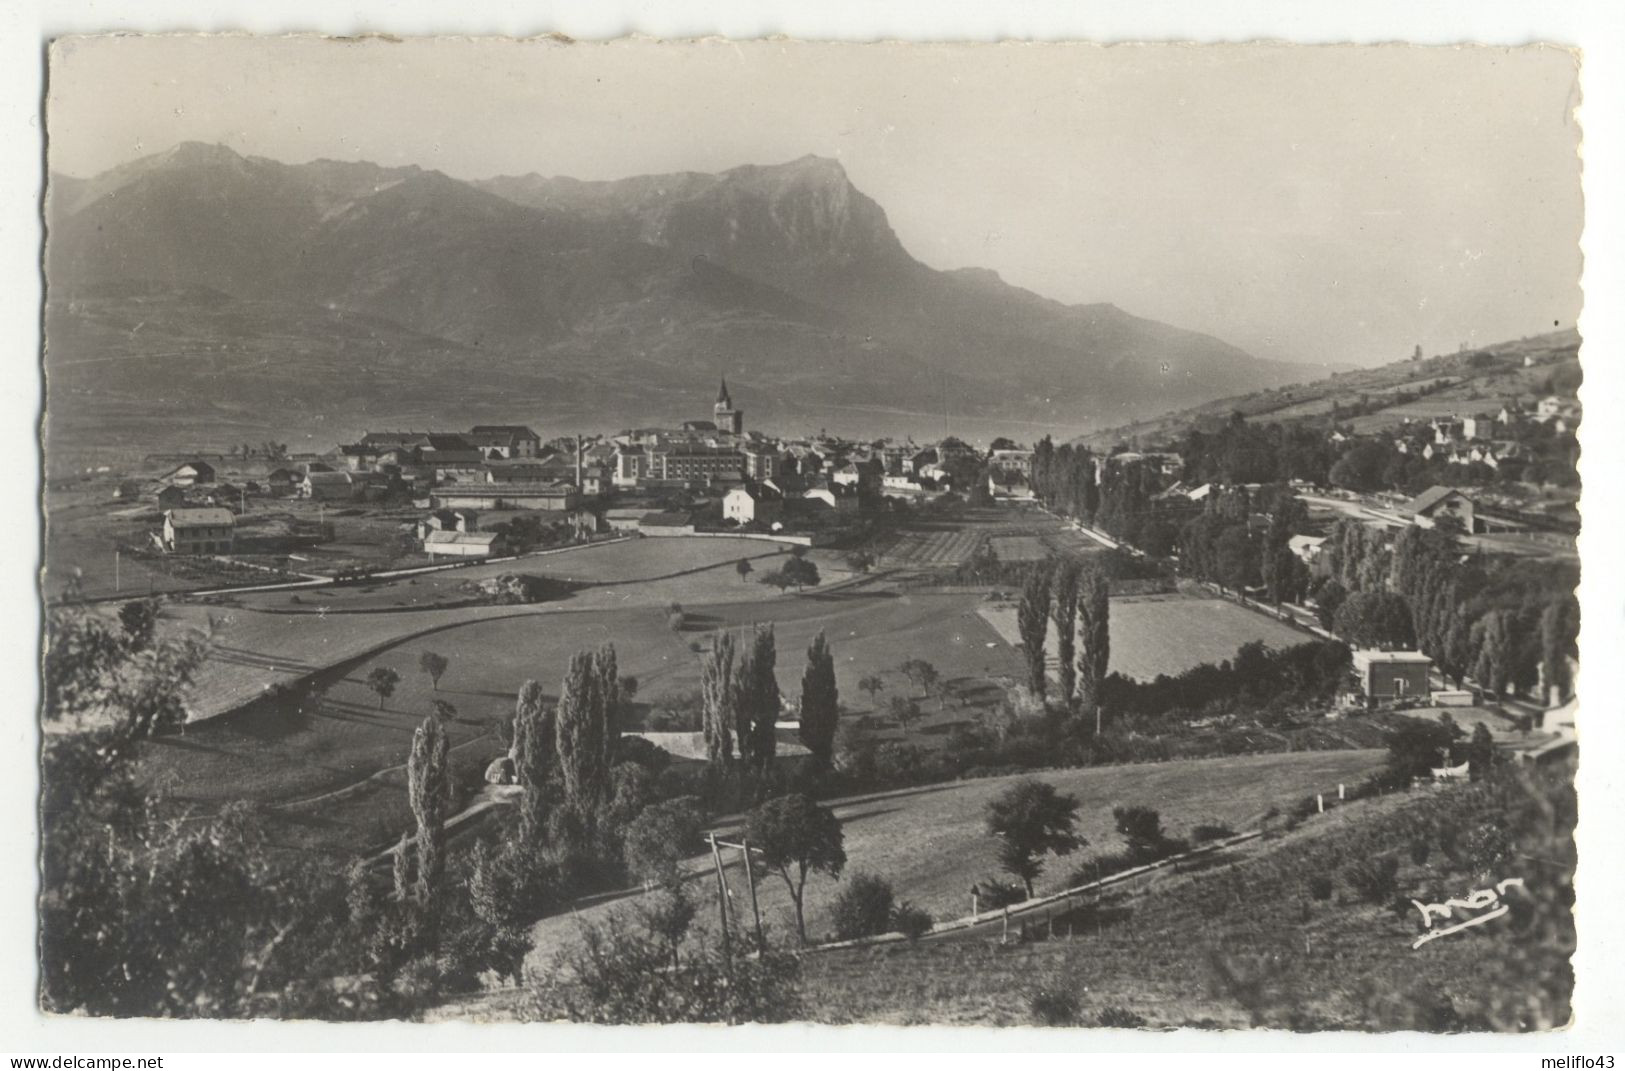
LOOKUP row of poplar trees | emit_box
[1016,557,1111,725]
[699,625,843,780]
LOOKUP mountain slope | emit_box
[46,143,1319,444]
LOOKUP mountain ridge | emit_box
[45,142,1322,445]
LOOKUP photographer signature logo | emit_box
[1410,877,1525,949]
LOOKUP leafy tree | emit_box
[1112,805,1174,863]
[1385,718,1463,780]
[781,556,821,591]
[1467,722,1498,781]
[858,674,885,709]
[745,793,847,945]
[117,598,161,650]
[430,698,457,723]
[985,778,1084,897]
[700,631,738,770]
[798,631,839,766]
[736,558,754,583]
[1311,577,1348,629]
[1076,566,1111,719]
[1539,597,1579,702]
[367,666,401,710]
[1016,566,1053,698]
[844,549,876,573]
[418,650,449,691]
[899,658,939,699]
[1050,560,1081,704]
[1215,525,1258,593]
[1332,591,1415,650]
[888,694,921,735]
[622,796,706,888]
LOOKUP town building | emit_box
[468,425,542,459]
[1349,650,1433,705]
[988,448,1035,478]
[415,509,478,542]
[639,511,697,536]
[423,530,506,559]
[649,443,746,483]
[162,507,235,555]
[430,484,580,512]
[724,485,783,527]
[162,460,216,487]
[301,471,361,501]
[713,378,744,436]
[1402,485,1479,534]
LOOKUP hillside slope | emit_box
[1075,329,1582,450]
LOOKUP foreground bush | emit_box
[829,872,896,941]
[528,911,801,1024]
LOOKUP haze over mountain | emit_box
[45,142,1325,453]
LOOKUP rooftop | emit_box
[166,507,235,527]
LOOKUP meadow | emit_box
[524,749,1386,966]
[979,590,1312,683]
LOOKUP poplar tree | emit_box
[1076,565,1111,722]
[556,649,614,809]
[700,631,738,770]
[799,630,839,766]
[1017,566,1052,699]
[407,712,450,914]
[735,625,780,776]
[513,679,554,845]
[1050,559,1081,705]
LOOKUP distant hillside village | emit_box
[120,377,1010,570]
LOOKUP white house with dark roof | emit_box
[163,508,235,554]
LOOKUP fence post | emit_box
[1339,783,1346,801]
[1316,793,1324,814]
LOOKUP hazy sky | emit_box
[47,36,1583,368]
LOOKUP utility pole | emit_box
[739,838,766,954]
[707,833,733,971]
[114,547,120,593]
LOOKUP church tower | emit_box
[714,377,743,435]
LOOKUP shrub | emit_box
[1098,1006,1148,1029]
[1307,875,1334,901]
[1191,823,1236,844]
[1408,838,1432,865]
[974,878,1027,910]
[1344,855,1401,904]
[1029,986,1081,1027]
[829,872,896,941]
[892,902,933,941]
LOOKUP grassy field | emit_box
[161,539,858,720]
[138,588,1026,855]
[798,761,1576,1029]
[979,591,1312,682]
[525,749,1386,966]
[879,506,1102,570]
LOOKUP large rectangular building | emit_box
[163,508,235,555]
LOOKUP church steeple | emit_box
[713,375,743,435]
